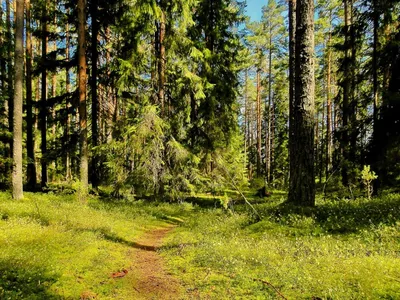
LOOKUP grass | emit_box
[161,192,400,299]
[0,192,189,299]
[1,190,399,299]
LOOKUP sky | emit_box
[245,0,264,21]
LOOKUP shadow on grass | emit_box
[0,260,61,299]
[71,226,160,252]
[101,231,158,252]
[258,195,400,235]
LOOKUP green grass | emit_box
[1,190,400,299]
[161,192,400,299]
[0,192,189,299]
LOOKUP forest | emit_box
[0,0,399,298]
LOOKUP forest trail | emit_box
[130,225,184,299]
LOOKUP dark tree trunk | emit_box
[341,0,351,187]
[372,0,379,143]
[289,0,296,185]
[65,14,72,180]
[91,0,99,188]
[288,0,315,206]
[26,0,36,188]
[326,31,333,176]
[6,0,13,162]
[40,0,48,188]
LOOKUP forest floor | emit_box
[0,189,399,299]
[130,225,183,299]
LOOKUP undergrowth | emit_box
[1,190,399,299]
[0,192,189,299]
[161,192,400,299]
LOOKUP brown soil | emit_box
[129,225,184,299]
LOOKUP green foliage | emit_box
[361,165,378,200]
[0,192,185,299]
[162,193,400,299]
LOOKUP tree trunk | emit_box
[256,64,262,178]
[244,69,248,175]
[0,6,5,117]
[78,0,88,194]
[65,15,72,180]
[289,0,296,185]
[25,0,36,188]
[6,0,13,162]
[90,0,99,188]
[372,0,379,144]
[12,0,24,199]
[288,0,315,206]
[341,0,351,187]
[51,22,57,181]
[267,32,273,182]
[349,0,357,167]
[40,0,48,188]
[326,31,333,176]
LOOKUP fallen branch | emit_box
[252,277,288,300]
[205,268,287,300]
[217,156,261,220]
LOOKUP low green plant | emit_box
[361,165,378,199]
[162,193,400,299]
[0,192,186,299]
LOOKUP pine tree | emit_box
[288,0,316,206]
[12,0,24,199]
[78,0,88,194]
[26,0,37,188]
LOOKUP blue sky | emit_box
[245,0,264,21]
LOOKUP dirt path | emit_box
[130,225,184,299]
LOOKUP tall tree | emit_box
[6,0,13,161]
[78,0,88,193]
[40,0,48,188]
[288,0,296,187]
[26,0,36,188]
[12,0,24,199]
[65,8,72,180]
[261,0,285,182]
[90,0,99,188]
[288,0,315,206]
[341,0,352,186]
[157,0,166,116]
[256,62,262,177]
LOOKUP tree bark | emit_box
[288,0,315,206]
[6,0,13,161]
[78,0,88,194]
[40,0,48,188]
[12,0,24,199]
[341,0,351,187]
[326,31,333,176]
[372,0,379,144]
[65,15,72,180]
[244,69,248,175]
[0,5,4,110]
[288,0,296,185]
[267,31,273,182]
[90,0,99,188]
[25,0,36,188]
[256,64,262,178]
[51,15,57,181]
